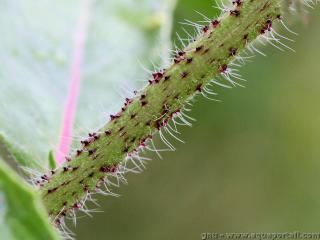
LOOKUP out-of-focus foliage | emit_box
[0,0,175,170]
[0,158,59,240]
[75,1,320,240]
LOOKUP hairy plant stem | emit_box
[41,0,281,219]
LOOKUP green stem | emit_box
[41,0,281,219]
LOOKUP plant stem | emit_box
[56,0,91,166]
[41,0,281,219]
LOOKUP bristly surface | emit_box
[40,0,281,222]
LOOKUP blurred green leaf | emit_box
[0,0,176,169]
[0,158,59,240]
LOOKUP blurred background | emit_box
[71,1,320,239]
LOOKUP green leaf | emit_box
[0,0,176,169]
[0,158,59,240]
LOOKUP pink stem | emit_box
[56,0,91,166]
